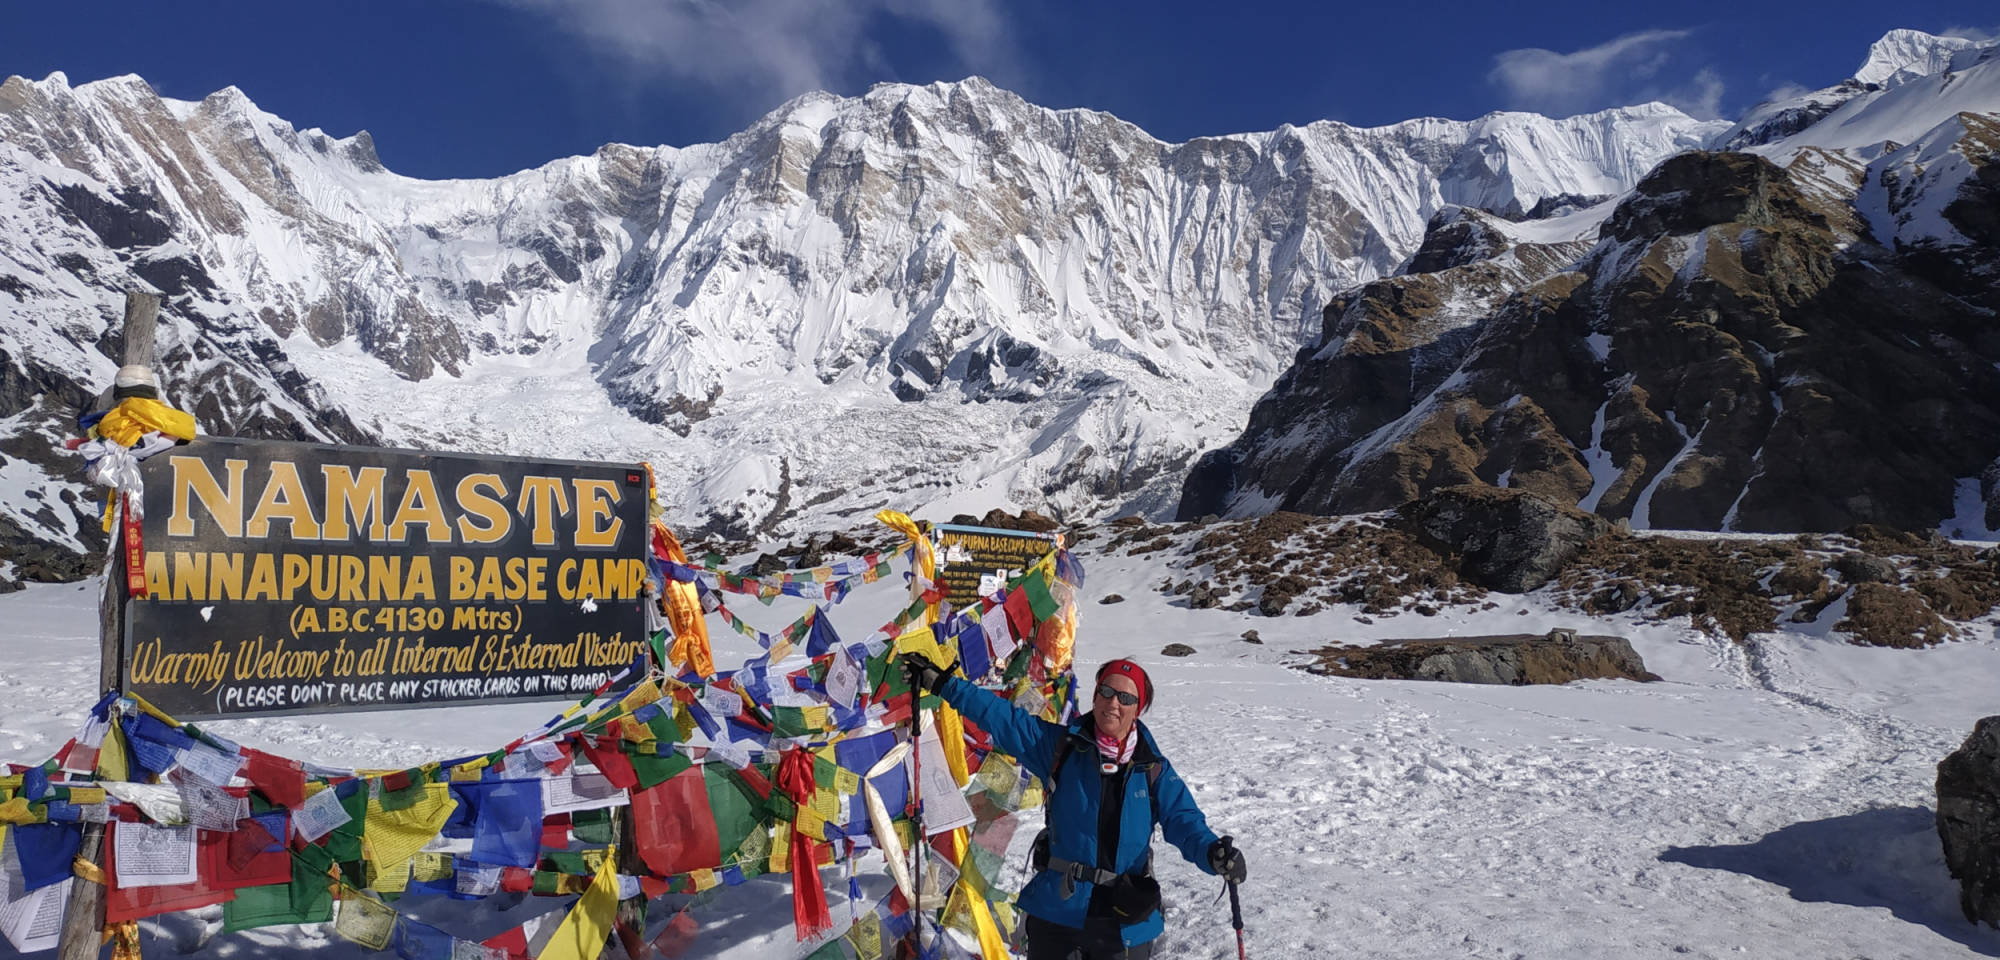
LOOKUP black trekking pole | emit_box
[909,675,926,959]
[1220,836,1246,960]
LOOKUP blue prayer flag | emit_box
[392,918,455,960]
[806,607,842,657]
[13,823,81,891]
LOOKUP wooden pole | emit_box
[58,289,160,960]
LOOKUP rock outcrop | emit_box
[1937,716,2000,928]
[1302,631,1659,685]
[1184,137,2000,536]
[1185,35,2000,540]
[1399,486,1613,593]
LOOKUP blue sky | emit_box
[3,2,1994,180]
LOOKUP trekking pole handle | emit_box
[1219,836,1245,931]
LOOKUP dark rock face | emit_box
[1404,207,1510,275]
[1185,145,2000,535]
[1399,486,1612,593]
[1302,633,1659,685]
[1937,716,2000,928]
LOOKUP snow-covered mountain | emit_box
[1184,30,2000,535]
[0,68,1722,580]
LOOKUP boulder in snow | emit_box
[1399,486,1612,593]
[1301,633,1658,685]
[1937,716,2000,928]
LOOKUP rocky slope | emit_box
[1182,32,2000,536]
[0,73,1722,585]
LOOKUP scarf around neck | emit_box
[1095,724,1136,766]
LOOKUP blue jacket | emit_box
[938,676,1220,946]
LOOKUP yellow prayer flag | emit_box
[620,679,662,713]
[97,721,130,782]
[363,783,456,885]
[690,867,719,892]
[770,827,790,873]
[833,768,861,796]
[537,847,621,960]
[369,858,413,894]
[0,798,43,825]
[846,911,882,959]
[894,626,950,667]
[411,852,453,882]
[333,893,397,950]
[936,705,971,786]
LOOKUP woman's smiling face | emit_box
[1095,673,1141,740]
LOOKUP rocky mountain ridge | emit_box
[0,67,1722,583]
[1181,32,2000,538]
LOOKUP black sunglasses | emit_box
[1094,683,1140,706]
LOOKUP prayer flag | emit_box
[631,764,766,877]
[222,843,334,932]
[535,847,620,960]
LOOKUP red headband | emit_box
[1096,659,1152,712]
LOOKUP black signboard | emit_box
[125,437,651,719]
[935,523,1058,610]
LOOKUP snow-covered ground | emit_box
[2,535,1999,959]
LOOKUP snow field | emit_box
[1,532,1999,957]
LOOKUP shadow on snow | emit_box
[1661,805,2000,957]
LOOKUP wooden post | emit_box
[57,289,160,960]
[611,805,647,955]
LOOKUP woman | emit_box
[906,656,1247,959]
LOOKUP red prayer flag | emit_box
[242,750,306,808]
[540,813,571,849]
[631,767,719,877]
[213,813,291,890]
[578,736,639,791]
[1004,589,1034,644]
[651,907,700,959]
[104,822,233,923]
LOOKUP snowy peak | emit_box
[1852,29,1994,88]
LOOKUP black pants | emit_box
[1025,915,1155,960]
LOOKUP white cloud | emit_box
[1489,29,1718,118]
[1652,67,1725,120]
[1938,25,2000,43]
[498,0,1021,112]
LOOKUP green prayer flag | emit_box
[771,706,812,739]
[630,748,693,790]
[544,850,591,876]
[707,765,765,860]
[806,937,850,960]
[325,785,370,864]
[223,844,334,932]
[1021,571,1058,621]
[572,808,615,845]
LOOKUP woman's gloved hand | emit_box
[902,656,948,695]
[1207,839,1247,883]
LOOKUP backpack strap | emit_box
[1047,734,1078,791]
